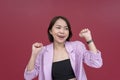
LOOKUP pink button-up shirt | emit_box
[24,41,103,80]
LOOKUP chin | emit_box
[57,40,66,44]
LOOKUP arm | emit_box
[26,53,38,71]
[79,28,97,53]
[79,28,103,68]
[24,42,43,80]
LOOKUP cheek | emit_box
[50,29,56,35]
[66,31,69,36]
[51,31,57,38]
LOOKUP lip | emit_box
[58,35,65,38]
[57,35,66,39]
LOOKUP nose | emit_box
[59,28,65,34]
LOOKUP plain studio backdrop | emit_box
[0,0,120,80]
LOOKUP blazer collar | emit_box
[46,41,74,53]
[65,41,73,53]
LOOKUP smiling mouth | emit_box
[57,35,65,39]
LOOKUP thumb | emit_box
[79,33,83,38]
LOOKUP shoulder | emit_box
[45,43,53,49]
[69,40,86,50]
[41,43,53,53]
[65,40,85,52]
[65,41,86,56]
[66,40,84,47]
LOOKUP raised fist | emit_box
[79,28,92,41]
[32,42,43,56]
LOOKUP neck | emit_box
[53,42,65,50]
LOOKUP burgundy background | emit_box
[0,0,120,80]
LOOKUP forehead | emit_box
[54,18,67,26]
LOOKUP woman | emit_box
[24,16,103,80]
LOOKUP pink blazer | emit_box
[24,41,103,80]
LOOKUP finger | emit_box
[81,29,87,33]
[34,43,39,48]
[34,42,43,48]
[37,43,43,48]
[79,32,84,37]
[38,43,43,47]
[81,29,85,33]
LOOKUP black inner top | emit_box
[52,59,75,80]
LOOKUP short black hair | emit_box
[47,16,72,42]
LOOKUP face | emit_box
[49,18,69,44]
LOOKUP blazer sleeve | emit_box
[24,47,45,80]
[75,41,103,68]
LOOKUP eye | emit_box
[56,27,61,29]
[65,27,69,30]
[55,25,61,29]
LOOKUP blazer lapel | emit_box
[43,43,53,80]
[65,42,76,75]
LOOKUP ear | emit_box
[49,30,52,35]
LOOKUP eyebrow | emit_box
[56,25,68,27]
